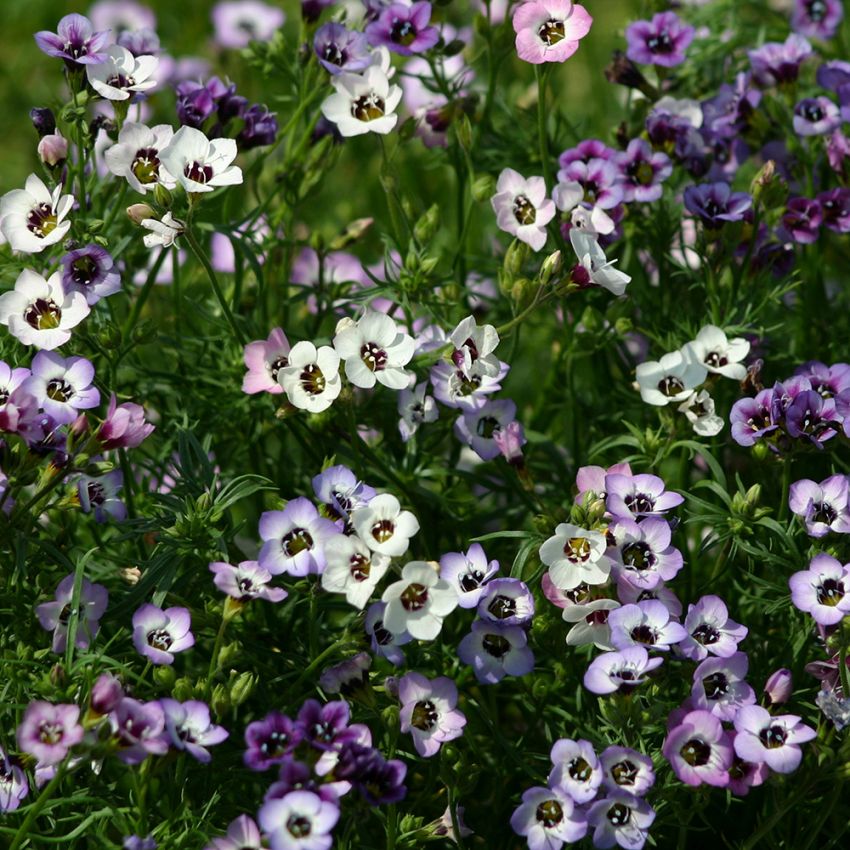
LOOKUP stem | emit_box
[839,643,849,700]
[447,787,467,850]
[496,285,550,336]
[10,762,68,850]
[535,65,550,187]
[291,638,358,691]
[103,182,128,231]
[121,246,169,344]
[205,615,230,695]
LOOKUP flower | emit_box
[0,174,73,253]
[243,712,301,771]
[510,785,588,847]
[691,652,756,721]
[365,2,440,56]
[104,123,176,194]
[478,577,535,625]
[635,350,707,406]
[297,699,371,775]
[764,669,793,706]
[782,197,823,244]
[279,342,342,413]
[365,601,411,665]
[793,97,841,136]
[78,470,127,522]
[599,746,655,797]
[86,45,158,100]
[34,14,110,65]
[398,672,466,757]
[381,561,458,639]
[607,518,684,590]
[352,493,419,558]
[91,673,124,715]
[729,388,780,447]
[314,23,372,75]
[210,560,288,603]
[586,792,655,850]
[682,326,750,380]
[732,705,816,773]
[491,168,556,252]
[159,699,228,763]
[258,497,340,576]
[663,710,732,787]
[458,620,534,684]
[159,126,243,194]
[454,399,518,461]
[318,653,372,696]
[99,394,155,449]
[131,604,195,665]
[0,747,28,813]
[36,572,108,653]
[563,596,619,649]
[608,600,687,652]
[333,311,415,389]
[320,66,402,137]
[684,182,753,227]
[605,472,684,519]
[108,698,168,763]
[123,837,157,850]
[615,139,672,203]
[60,245,122,305]
[312,464,376,521]
[242,328,291,395]
[549,738,603,803]
[677,595,748,661]
[678,390,724,437]
[212,1,285,49]
[788,476,850,537]
[583,646,664,695]
[817,187,850,232]
[259,790,339,850]
[321,535,389,609]
[439,543,499,608]
[748,33,812,86]
[16,701,84,765]
[540,523,611,589]
[512,0,593,65]
[789,553,850,625]
[568,230,632,295]
[140,212,184,248]
[397,380,438,441]
[25,351,100,425]
[625,12,694,67]
[205,815,262,850]
[791,0,843,40]
[38,133,68,168]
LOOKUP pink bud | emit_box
[91,673,124,715]
[37,133,68,167]
[764,668,793,705]
[493,420,526,466]
[70,413,89,437]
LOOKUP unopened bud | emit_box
[230,671,256,706]
[127,203,154,225]
[471,174,495,203]
[153,666,176,689]
[764,669,793,706]
[414,203,440,244]
[211,683,231,716]
[30,107,56,137]
[37,133,68,167]
[539,250,562,285]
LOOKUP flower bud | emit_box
[211,683,231,716]
[127,203,155,225]
[230,671,256,706]
[173,677,195,702]
[539,250,562,285]
[764,668,793,706]
[153,665,176,689]
[91,673,124,715]
[471,174,495,203]
[37,133,68,168]
[414,203,440,244]
[30,107,56,137]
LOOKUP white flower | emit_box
[679,390,724,437]
[569,204,615,236]
[398,380,438,442]
[320,65,401,137]
[682,325,750,380]
[563,598,620,650]
[539,524,612,589]
[279,341,342,414]
[141,212,184,248]
[0,269,89,350]
[352,493,419,557]
[86,45,158,101]
[569,229,631,296]
[381,561,459,639]
[636,350,707,406]
[655,96,703,129]
[158,126,242,194]
[321,534,390,609]
[332,311,415,390]
[491,168,555,251]
[0,174,73,253]
[449,316,500,377]
[104,123,176,194]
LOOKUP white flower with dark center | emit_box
[351,493,419,557]
[104,123,176,194]
[682,325,750,380]
[678,390,724,436]
[333,311,415,389]
[636,350,707,406]
[0,174,73,253]
[320,65,402,137]
[321,534,390,609]
[449,316,501,378]
[0,270,89,350]
[491,168,555,251]
[159,126,243,194]
[563,597,620,650]
[397,379,438,441]
[540,523,611,589]
[140,212,184,248]
[279,341,342,414]
[569,229,631,296]
[86,45,158,100]
[382,561,458,639]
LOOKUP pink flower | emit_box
[99,393,155,449]
[513,0,593,65]
[242,327,290,395]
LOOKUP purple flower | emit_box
[131,604,194,665]
[684,182,752,227]
[24,352,100,426]
[264,759,335,803]
[607,518,684,590]
[60,245,121,306]
[785,389,838,446]
[17,701,84,765]
[510,785,588,848]
[583,646,664,695]
[204,815,262,850]
[302,0,336,23]
[258,497,340,576]
[559,157,624,210]
[792,0,844,39]
[733,705,816,773]
[781,197,822,244]
[493,420,527,465]
[244,711,301,771]
[764,669,793,706]
[548,738,602,803]
[78,470,127,523]
[625,12,694,68]
[35,14,110,66]
[614,139,672,203]
[366,2,440,56]
[242,327,290,395]
[789,553,850,625]
[454,399,517,461]
[662,710,732,787]
[608,600,687,652]
[727,755,770,797]
[793,97,841,136]
[586,792,655,850]
[817,187,850,232]
[212,1,285,49]
[617,580,682,618]
[477,577,535,626]
[258,789,339,850]
[398,672,466,757]
[702,73,762,135]
[605,472,683,520]
[0,747,28,813]
[118,27,162,57]
[314,23,371,75]
[795,361,850,399]
[691,652,756,721]
[458,620,534,684]
[99,394,155,450]
[332,742,408,805]
[36,572,108,653]
[209,560,287,603]
[748,34,812,86]
[678,596,747,661]
[91,673,124,715]
[730,388,780,446]
[575,461,632,505]
[439,543,499,608]
[788,475,850,537]
[297,699,371,775]
[239,104,279,149]
[175,80,219,128]
[365,601,411,666]
[599,746,655,797]
[312,464,376,521]
[318,653,371,697]
[159,699,228,763]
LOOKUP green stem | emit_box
[535,65,550,187]
[103,182,128,231]
[10,762,68,850]
[496,285,551,336]
[447,787,467,850]
[120,246,169,343]
[205,614,229,695]
[291,638,358,691]
[839,643,849,700]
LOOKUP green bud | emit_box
[93,235,109,248]
[511,277,534,311]
[381,705,400,728]
[614,317,633,336]
[153,183,172,209]
[442,38,466,57]
[539,250,562,285]
[153,666,176,689]
[218,641,240,670]
[87,219,104,234]
[399,815,424,835]
[211,683,231,717]
[230,671,256,706]
[419,255,439,277]
[455,114,473,150]
[471,174,495,203]
[99,324,122,351]
[531,676,550,700]
[173,677,195,702]
[752,442,771,462]
[413,203,440,244]
[580,305,603,334]
[750,160,787,209]
[329,217,374,250]
[504,239,529,278]
[132,319,158,344]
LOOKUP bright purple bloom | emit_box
[297,699,371,775]
[17,701,84,765]
[131,604,194,665]
[204,815,262,850]
[691,652,756,721]
[684,182,752,227]
[35,14,110,66]
[748,34,812,86]
[91,673,124,715]
[258,789,339,850]
[615,140,672,203]
[793,97,841,136]
[733,705,816,773]
[788,475,850,536]
[239,104,279,149]
[785,389,838,446]
[678,595,748,661]
[599,746,655,797]
[0,747,28,813]
[548,737,602,803]
[159,699,228,763]
[607,518,684,591]
[244,711,302,771]
[604,473,683,520]
[795,361,850,399]
[510,785,588,848]
[458,619,534,684]
[559,157,624,210]
[586,792,655,850]
[702,72,762,135]
[60,245,121,305]
[789,553,850,625]
[242,327,290,395]
[477,577,535,625]
[608,600,687,652]
[439,543,499,608]
[625,12,694,68]
[314,23,371,75]
[99,393,155,450]
[36,572,108,653]
[817,187,850,232]
[583,646,664,695]
[511,0,593,66]
[365,601,411,666]
[365,2,439,56]
[764,669,793,706]
[730,388,780,446]
[792,0,844,39]
[398,672,466,757]
[209,560,287,603]
[662,710,732,787]
[24,352,100,426]
[781,197,822,244]
[258,497,340,576]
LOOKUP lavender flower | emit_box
[510,785,588,847]
[586,792,655,850]
[78,470,126,522]
[398,672,466,757]
[764,669,793,706]
[91,673,124,715]
[791,0,844,39]
[605,473,684,519]
[244,712,301,771]
[781,197,822,244]
[439,543,499,608]
[35,572,108,653]
[210,560,288,603]
[258,497,340,576]
[793,97,841,136]
[16,701,84,765]
[312,464,376,521]
[733,705,816,773]
[0,747,28,813]
[730,388,780,446]
[25,351,100,425]
[35,14,110,66]
[684,182,752,227]
[625,12,694,68]
[333,742,408,805]
[608,600,687,652]
[789,553,850,625]
[788,475,850,537]
[458,620,534,684]
[454,399,518,461]
[258,790,339,850]
[60,245,121,305]
[662,710,732,787]
[242,328,291,395]
[599,746,655,796]
[131,604,194,665]
[365,601,411,665]
[123,837,157,850]
[748,34,812,86]
[204,815,262,850]
[297,699,371,775]
[607,518,684,590]
[365,2,440,56]
[678,596,748,661]
[239,105,279,149]
[691,652,756,721]
[583,646,664,695]
[159,699,228,762]
[615,139,672,203]
[477,577,535,626]
[212,1,285,49]
[548,737,602,803]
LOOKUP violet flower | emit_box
[607,518,684,590]
[748,34,812,86]
[439,543,499,608]
[315,23,372,75]
[108,697,167,763]
[209,560,287,603]
[510,785,588,847]
[17,701,84,765]
[789,553,850,625]
[548,737,603,803]
[0,747,28,813]
[24,351,100,426]
[583,646,664,695]
[365,601,411,665]
[238,105,279,149]
[398,672,466,757]
[662,709,732,787]
[608,600,688,653]
[477,577,535,626]
[793,97,841,136]
[212,1,285,49]
[243,711,301,771]
[678,595,748,661]
[586,792,655,850]
[131,604,194,665]
[159,699,229,762]
[312,464,376,521]
[691,652,756,721]
[258,790,339,850]
[512,0,593,66]
[457,619,534,684]
[60,245,121,306]
[788,475,850,537]
[599,746,655,797]
[365,2,440,56]
[625,12,694,68]
[204,815,262,850]
[36,572,109,653]
[258,497,340,576]
[781,197,822,244]
[684,182,752,227]
[605,473,683,520]
[35,14,110,66]
[817,187,850,232]
[615,139,672,203]
[99,394,155,450]
[733,705,816,773]
[791,0,844,39]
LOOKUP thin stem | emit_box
[10,761,68,850]
[839,643,849,700]
[121,247,169,343]
[535,65,550,187]
[205,614,230,696]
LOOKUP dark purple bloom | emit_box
[646,107,705,165]
[264,758,344,804]
[238,104,279,149]
[786,389,838,446]
[332,743,407,805]
[365,2,440,56]
[727,756,769,796]
[817,187,850,232]
[781,197,822,244]
[793,96,841,135]
[36,572,108,653]
[91,673,124,715]
[792,0,844,40]
[244,711,301,771]
[302,0,336,22]
[297,699,357,752]
[17,701,84,765]
[701,73,762,136]
[817,59,850,91]
[701,129,749,182]
[662,710,732,787]
[733,705,816,773]
[625,12,694,68]
[795,360,850,398]
[457,619,534,684]
[35,14,110,66]
[559,139,617,169]
[30,107,57,137]
[61,245,121,305]
[684,182,752,226]
[615,139,672,203]
[730,387,780,446]
[175,78,228,128]
[748,34,812,86]
[477,577,535,625]
[217,84,248,122]
[314,23,372,75]
[677,595,747,662]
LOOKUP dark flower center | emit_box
[537,19,565,46]
[349,553,371,581]
[70,255,100,285]
[586,608,610,625]
[269,355,289,382]
[322,42,345,65]
[372,619,393,646]
[611,760,639,786]
[513,195,537,225]
[147,628,173,651]
[535,799,564,827]
[629,160,655,186]
[646,31,674,54]
[286,815,312,838]
[352,93,386,122]
[807,0,828,21]
[184,161,214,184]
[38,721,64,745]
[282,528,314,558]
[106,73,134,89]
[568,756,593,782]
[371,518,395,543]
[86,481,106,506]
[680,737,711,766]
[691,623,720,645]
[802,102,825,123]
[390,19,417,46]
[622,541,655,571]
[657,375,685,396]
[459,569,485,593]
[27,202,59,238]
[759,724,787,748]
[476,416,499,439]
[46,378,73,402]
[566,584,591,604]
[630,624,658,645]
[816,577,844,606]
[812,502,838,526]
[132,148,160,184]
[237,577,255,595]
[411,699,438,730]
[400,582,428,611]
[703,671,729,699]
[482,633,511,659]
[300,364,326,395]
[704,350,728,368]
[487,594,517,619]
[360,342,388,372]
[607,803,632,826]
[564,536,591,562]
[624,493,655,514]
